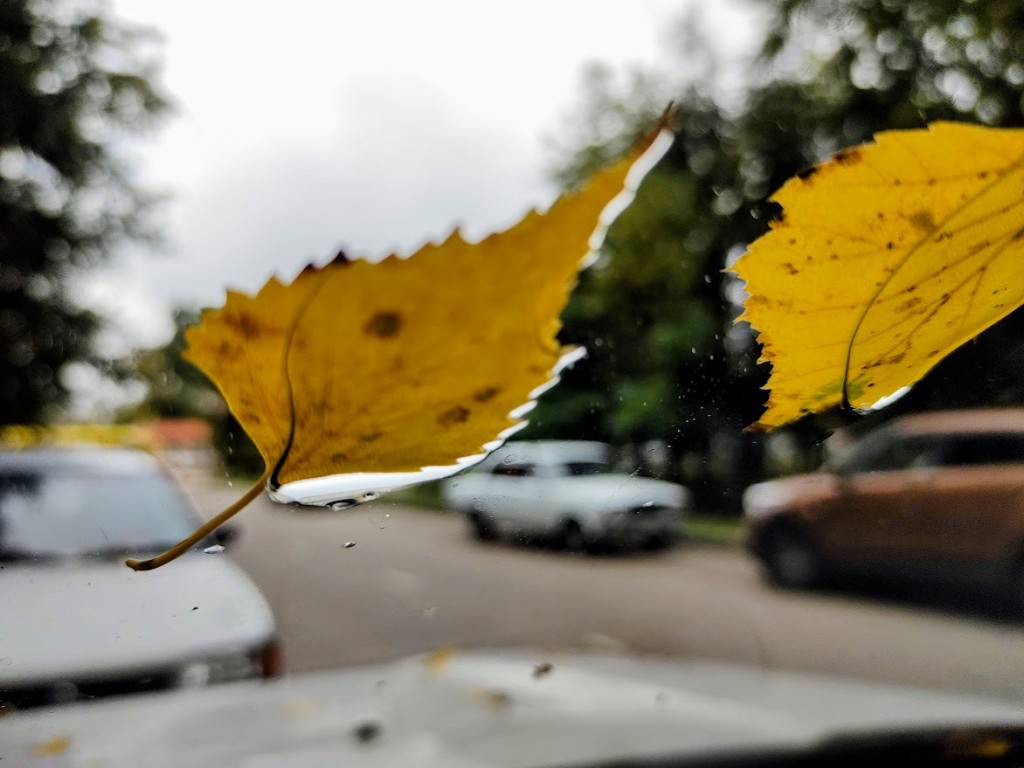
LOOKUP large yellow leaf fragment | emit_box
[127,120,672,570]
[733,122,1024,430]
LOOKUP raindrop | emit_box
[342,541,356,549]
[203,544,225,555]
[423,606,437,618]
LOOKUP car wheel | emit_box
[643,533,671,552]
[1003,557,1024,616]
[761,526,821,589]
[468,512,497,542]
[561,520,589,555]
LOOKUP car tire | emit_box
[761,526,821,590]
[561,520,589,555]
[1003,557,1024,617]
[468,512,497,542]
[643,533,671,552]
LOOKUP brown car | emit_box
[744,409,1024,604]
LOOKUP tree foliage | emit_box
[0,0,167,424]
[527,0,1024,508]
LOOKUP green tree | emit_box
[0,0,167,424]
[119,308,264,476]
[744,0,1024,423]
[528,0,1024,509]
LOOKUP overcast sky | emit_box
[82,0,759,357]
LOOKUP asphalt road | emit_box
[183,470,1024,703]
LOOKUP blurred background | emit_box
[5,0,1024,512]
[5,0,1024,713]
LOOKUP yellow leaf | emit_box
[127,118,673,570]
[732,122,1024,430]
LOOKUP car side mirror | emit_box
[214,523,240,548]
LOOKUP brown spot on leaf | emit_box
[782,262,799,275]
[978,171,989,180]
[217,340,238,359]
[360,431,382,444]
[1013,228,1024,241]
[909,210,935,231]
[474,386,500,403]
[796,165,818,181]
[228,312,261,340]
[886,241,895,250]
[364,311,403,338]
[438,406,470,427]
[330,452,348,463]
[833,147,860,164]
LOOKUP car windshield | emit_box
[0,470,196,559]
[8,0,1024,763]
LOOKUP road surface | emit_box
[183,470,1024,703]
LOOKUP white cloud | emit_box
[92,0,756,358]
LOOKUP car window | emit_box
[937,434,1024,467]
[0,470,197,558]
[831,430,900,474]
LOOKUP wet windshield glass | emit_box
[6,0,1024,760]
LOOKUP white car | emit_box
[4,649,1024,767]
[0,446,280,711]
[442,441,691,552]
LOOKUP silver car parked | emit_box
[0,446,280,711]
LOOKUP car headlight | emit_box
[742,481,790,518]
[177,661,212,688]
[178,639,282,688]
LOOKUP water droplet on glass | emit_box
[342,541,356,549]
[423,607,437,618]
[642,501,655,508]
[203,544,225,555]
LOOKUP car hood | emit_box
[561,474,690,510]
[0,554,275,685]
[3,649,1023,767]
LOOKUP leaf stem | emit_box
[126,470,271,571]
